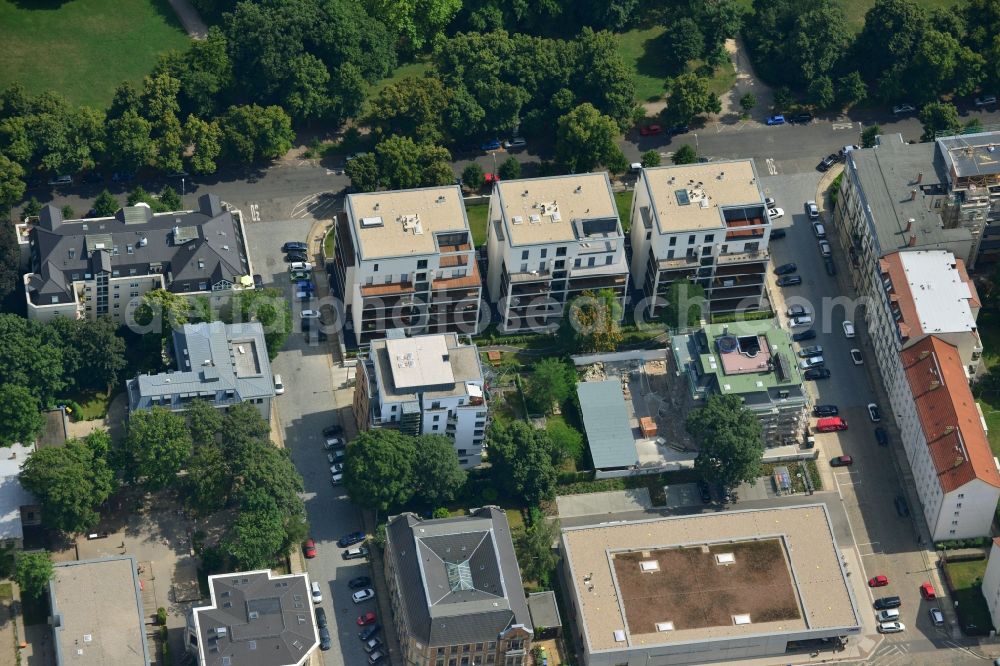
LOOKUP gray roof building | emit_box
[25,194,249,308]
[127,321,275,418]
[49,556,150,666]
[385,507,532,648]
[187,570,318,666]
[576,380,639,470]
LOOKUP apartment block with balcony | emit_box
[485,173,629,333]
[629,160,771,318]
[20,194,251,324]
[353,331,488,468]
[330,185,481,346]
[671,319,807,446]
[937,132,1000,266]
[897,337,1000,541]
[384,507,533,666]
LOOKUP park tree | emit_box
[232,288,291,358]
[555,103,625,173]
[697,0,746,53]
[658,18,706,74]
[665,74,721,123]
[574,28,637,129]
[187,399,223,446]
[329,63,367,123]
[0,153,25,208]
[672,144,697,165]
[640,149,661,168]
[219,104,295,164]
[184,115,222,175]
[0,215,20,303]
[20,431,116,534]
[368,76,450,144]
[123,407,193,489]
[185,444,231,514]
[231,440,306,545]
[0,384,44,447]
[854,0,928,98]
[0,314,66,405]
[861,124,881,148]
[559,289,622,353]
[919,101,960,141]
[374,136,453,190]
[808,75,835,109]
[159,185,181,211]
[93,189,119,217]
[739,92,756,113]
[486,420,558,505]
[788,2,850,86]
[461,163,484,191]
[546,420,584,463]
[154,27,233,119]
[661,279,706,329]
[220,402,271,456]
[836,71,868,109]
[15,552,53,598]
[413,434,467,506]
[284,54,332,122]
[225,489,286,569]
[346,152,380,193]
[344,430,417,511]
[133,289,191,334]
[105,110,153,172]
[525,358,576,414]
[686,393,765,490]
[368,0,461,52]
[515,509,559,586]
[498,156,521,181]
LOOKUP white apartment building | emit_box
[980,538,1000,629]
[331,185,481,346]
[629,159,771,319]
[897,337,1000,542]
[20,195,251,324]
[353,332,488,468]
[485,173,629,332]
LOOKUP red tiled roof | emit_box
[955,258,981,309]
[883,252,921,335]
[901,337,1000,493]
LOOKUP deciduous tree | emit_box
[93,189,119,217]
[461,163,484,190]
[0,314,66,405]
[672,144,697,165]
[346,152,379,192]
[665,74,721,123]
[123,407,193,489]
[686,393,764,490]
[344,430,416,511]
[368,76,450,144]
[555,103,625,173]
[486,420,558,505]
[0,153,25,208]
[15,552,53,598]
[861,124,880,148]
[498,156,521,181]
[514,510,559,586]
[413,434,467,505]
[0,384,44,447]
[640,149,661,167]
[525,358,576,414]
[919,101,960,141]
[187,399,223,446]
[184,115,222,176]
[558,289,622,353]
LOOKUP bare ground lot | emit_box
[613,539,800,633]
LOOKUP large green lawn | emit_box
[367,59,432,97]
[466,202,488,247]
[0,0,191,109]
[944,559,994,633]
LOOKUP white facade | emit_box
[24,272,164,323]
[486,173,629,332]
[981,539,1000,630]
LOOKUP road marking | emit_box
[659,151,674,158]
[832,122,855,130]
[290,193,321,218]
[248,203,260,222]
[325,169,344,176]
[765,158,777,175]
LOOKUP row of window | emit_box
[521,247,568,261]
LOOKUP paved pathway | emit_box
[555,488,652,518]
[165,0,207,39]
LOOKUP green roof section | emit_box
[695,320,802,395]
[576,379,639,470]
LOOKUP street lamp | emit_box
[181,177,185,196]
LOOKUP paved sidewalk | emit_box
[555,489,652,518]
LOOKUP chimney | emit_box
[918,350,930,360]
[944,425,955,434]
[909,234,917,247]
[929,380,941,391]
[905,218,914,232]
[910,189,918,201]
[917,172,923,184]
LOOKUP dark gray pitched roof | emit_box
[25,194,248,306]
[192,570,317,666]
[386,507,532,647]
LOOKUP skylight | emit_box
[446,560,474,592]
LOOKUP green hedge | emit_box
[936,537,991,550]
[710,310,775,324]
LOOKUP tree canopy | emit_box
[15,551,53,598]
[685,394,765,490]
[558,289,623,353]
[344,429,417,511]
[122,407,193,489]
[525,358,577,414]
[0,384,44,447]
[486,420,558,505]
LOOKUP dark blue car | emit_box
[296,280,316,292]
[766,115,786,126]
[338,531,366,548]
[480,139,502,151]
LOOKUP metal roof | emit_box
[576,379,638,470]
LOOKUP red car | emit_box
[302,539,317,559]
[920,582,936,599]
[357,611,377,626]
[868,575,889,587]
[639,124,663,136]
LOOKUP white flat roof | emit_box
[0,443,36,541]
[385,335,456,389]
[899,251,976,334]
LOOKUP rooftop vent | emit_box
[655,622,675,632]
[732,614,752,625]
[360,216,384,228]
[639,560,660,572]
[716,552,735,565]
[512,215,524,225]
[613,630,626,642]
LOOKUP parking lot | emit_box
[244,218,379,666]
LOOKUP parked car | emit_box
[338,531,366,547]
[770,228,787,240]
[349,576,372,589]
[842,321,855,338]
[331,472,343,485]
[364,637,383,653]
[804,367,831,380]
[824,256,837,275]
[357,611,377,626]
[295,290,312,301]
[343,546,370,560]
[352,588,375,603]
[282,241,308,253]
[47,174,72,186]
[766,115,786,125]
[819,240,832,257]
[323,424,343,436]
[838,145,859,160]
[480,139,502,152]
[629,162,643,173]
[776,275,801,286]
[878,621,905,634]
[875,427,889,447]
[329,461,344,473]
[274,374,285,395]
[813,404,839,417]
[290,270,311,281]
[325,437,345,450]
[975,95,997,107]
[892,103,916,115]
[775,263,797,275]
[285,252,308,263]
[929,607,945,626]
[319,625,332,651]
[792,330,816,342]
[851,349,864,365]
[786,304,810,317]
[639,124,663,136]
[790,112,813,123]
[503,137,527,149]
[816,417,847,432]
[798,345,823,357]
[359,623,381,641]
[799,355,825,369]
[311,581,323,604]
[894,495,909,516]
[296,280,316,292]
[697,480,711,503]
[302,539,317,559]
[289,261,313,271]
[877,609,900,622]
[831,455,854,467]
[315,607,327,628]
[301,309,321,319]
[818,154,837,171]
[868,403,882,422]
[813,223,826,238]
[253,274,264,289]
[869,574,889,587]
[668,123,690,135]
[874,596,902,610]
[790,315,814,328]
[920,582,937,599]
[768,207,784,219]
[368,651,385,664]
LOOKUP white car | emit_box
[805,200,819,219]
[274,374,285,395]
[813,223,826,238]
[325,437,344,450]
[868,403,882,422]
[504,137,527,149]
[876,609,900,622]
[842,321,855,338]
[878,621,905,634]
[352,588,375,604]
[768,207,784,219]
[851,348,864,365]
[799,355,825,369]
[311,581,323,604]
[790,315,814,328]
[975,95,997,107]
[765,197,776,207]
[301,309,321,319]
[892,104,916,115]
[289,261,313,271]
[819,240,832,257]
[629,162,642,173]
[328,459,344,471]
[331,472,343,485]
